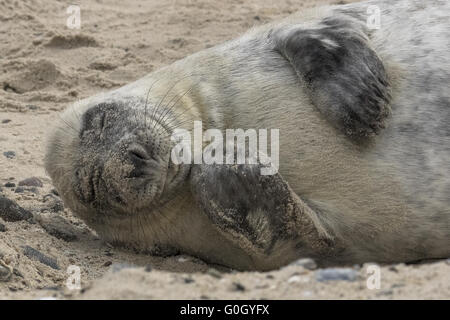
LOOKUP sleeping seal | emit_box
[45,0,450,270]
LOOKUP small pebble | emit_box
[110,263,136,273]
[230,282,246,292]
[13,268,23,278]
[183,277,194,284]
[302,290,313,298]
[42,194,64,212]
[177,257,189,263]
[29,187,39,195]
[290,258,317,270]
[36,215,78,242]
[0,222,6,232]
[389,266,399,273]
[0,195,33,222]
[14,187,25,194]
[18,177,43,188]
[0,265,12,282]
[23,246,60,270]
[445,259,450,266]
[3,151,16,159]
[144,265,152,272]
[4,182,15,188]
[103,261,112,267]
[206,268,222,279]
[288,275,301,283]
[316,268,359,282]
[1,119,11,124]
[377,290,393,296]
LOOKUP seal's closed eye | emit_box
[80,102,122,138]
[273,14,391,137]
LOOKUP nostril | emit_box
[128,149,150,161]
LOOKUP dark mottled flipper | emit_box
[273,15,391,137]
[190,163,332,258]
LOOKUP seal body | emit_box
[46,0,450,270]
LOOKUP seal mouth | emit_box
[166,161,179,185]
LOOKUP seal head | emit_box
[45,98,190,223]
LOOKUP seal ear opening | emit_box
[273,15,391,137]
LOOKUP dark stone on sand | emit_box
[230,282,246,292]
[0,265,12,282]
[22,245,60,270]
[18,177,43,187]
[14,187,25,194]
[103,261,112,267]
[42,194,64,212]
[316,268,359,282]
[37,215,78,242]
[183,277,194,284]
[0,195,33,222]
[3,151,16,159]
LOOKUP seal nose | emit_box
[128,148,149,175]
[128,147,160,179]
[129,149,150,162]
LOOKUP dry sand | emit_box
[0,0,448,300]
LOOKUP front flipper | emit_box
[190,163,333,263]
[273,14,391,137]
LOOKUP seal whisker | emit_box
[156,81,201,129]
[71,105,82,124]
[165,110,244,133]
[144,78,161,139]
[137,211,149,244]
[150,74,201,131]
[159,121,195,140]
[58,114,78,134]
[162,104,198,130]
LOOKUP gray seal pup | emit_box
[45,0,450,270]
